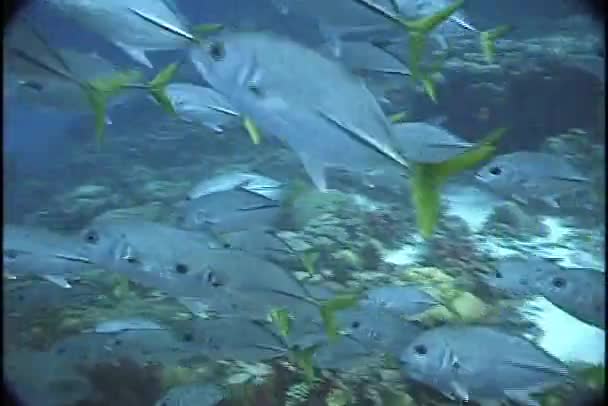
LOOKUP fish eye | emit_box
[4,249,18,260]
[248,83,263,97]
[175,263,189,274]
[495,271,503,279]
[452,360,461,369]
[489,166,502,176]
[552,277,566,288]
[209,41,225,61]
[84,230,99,244]
[206,270,223,287]
[414,344,427,355]
[351,321,361,329]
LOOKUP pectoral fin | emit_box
[43,275,71,288]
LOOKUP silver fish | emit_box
[535,267,605,330]
[400,325,574,405]
[187,171,284,201]
[337,306,424,357]
[4,225,93,288]
[479,256,561,299]
[476,151,589,208]
[392,122,474,163]
[362,285,439,317]
[45,0,191,67]
[186,317,289,362]
[320,40,411,76]
[83,318,167,334]
[179,188,283,234]
[221,228,295,264]
[165,82,239,134]
[185,30,408,191]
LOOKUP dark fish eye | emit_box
[175,263,189,274]
[452,360,461,369]
[84,230,99,244]
[248,83,263,97]
[126,256,138,264]
[4,249,18,260]
[182,332,193,342]
[552,277,566,288]
[209,41,225,61]
[414,344,427,355]
[351,321,360,329]
[489,166,502,176]
[21,81,44,91]
[206,270,222,287]
[495,271,503,279]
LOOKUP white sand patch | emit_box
[383,238,425,266]
[443,185,499,232]
[536,216,572,244]
[520,296,605,365]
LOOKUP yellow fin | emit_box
[270,308,292,338]
[389,111,408,123]
[410,127,507,238]
[480,25,512,64]
[86,70,142,145]
[243,116,262,144]
[148,62,180,115]
[191,23,224,38]
[320,294,359,341]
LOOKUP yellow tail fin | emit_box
[480,25,512,64]
[85,70,143,145]
[410,127,507,238]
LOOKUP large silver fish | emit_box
[164,82,239,134]
[3,225,94,288]
[400,325,575,405]
[44,0,191,67]
[476,151,590,208]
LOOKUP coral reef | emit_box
[74,357,164,406]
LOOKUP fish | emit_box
[319,40,412,77]
[186,317,289,361]
[80,220,352,336]
[4,21,176,142]
[352,0,511,68]
[269,0,407,56]
[187,171,284,201]
[400,325,575,405]
[361,285,440,317]
[79,220,222,297]
[129,11,498,238]
[7,48,133,116]
[221,228,295,264]
[534,267,605,330]
[476,151,590,208]
[178,188,283,234]
[3,225,94,288]
[51,329,196,366]
[155,384,224,406]
[45,0,192,68]
[392,122,475,163]
[164,82,240,134]
[336,307,424,357]
[478,256,560,299]
[83,318,167,334]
